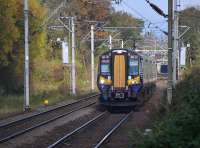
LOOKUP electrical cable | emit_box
[122,0,168,35]
[145,0,168,18]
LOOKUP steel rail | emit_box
[94,112,132,148]
[48,111,107,148]
[0,93,99,128]
[0,97,98,143]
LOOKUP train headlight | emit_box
[100,79,105,84]
[128,76,132,80]
[99,76,112,85]
[128,76,140,85]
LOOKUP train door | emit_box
[113,54,126,89]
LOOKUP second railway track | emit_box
[0,94,99,143]
[48,111,132,148]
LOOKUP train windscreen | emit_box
[129,59,139,75]
[101,64,110,75]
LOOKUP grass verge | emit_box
[0,90,97,119]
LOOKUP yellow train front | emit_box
[97,49,157,107]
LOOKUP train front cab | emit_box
[98,49,143,107]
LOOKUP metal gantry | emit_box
[42,0,67,27]
[50,17,76,95]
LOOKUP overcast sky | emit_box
[113,0,200,36]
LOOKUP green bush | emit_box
[140,67,200,148]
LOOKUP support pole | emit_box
[167,0,173,105]
[133,40,136,50]
[109,35,112,50]
[68,19,72,94]
[24,0,30,111]
[173,0,179,86]
[121,40,124,48]
[71,17,76,95]
[91,25,95,91]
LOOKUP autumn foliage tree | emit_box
[108,11,143,41]
[0,0,47,94]
[0,0,144,95]
[179,7,200,66]
[0,0,20,66]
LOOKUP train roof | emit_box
[100,48,140,56]
[100,49,155,60]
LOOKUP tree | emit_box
[179,7,200,66]
[0,0,20,66]
[0,0,47,94]
[108,11,143,40]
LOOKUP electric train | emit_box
[97,49,157,107]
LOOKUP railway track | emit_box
[48,111,132,148]
[0,94,99,143]
[94,112,131,148]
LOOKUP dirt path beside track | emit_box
[105,80,167,148]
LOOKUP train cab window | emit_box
[129,58,139,75]
[101,64,110,75]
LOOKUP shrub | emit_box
[140,67,200,148]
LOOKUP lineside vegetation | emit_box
[139,67,200,148]
[0,0,143,115]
